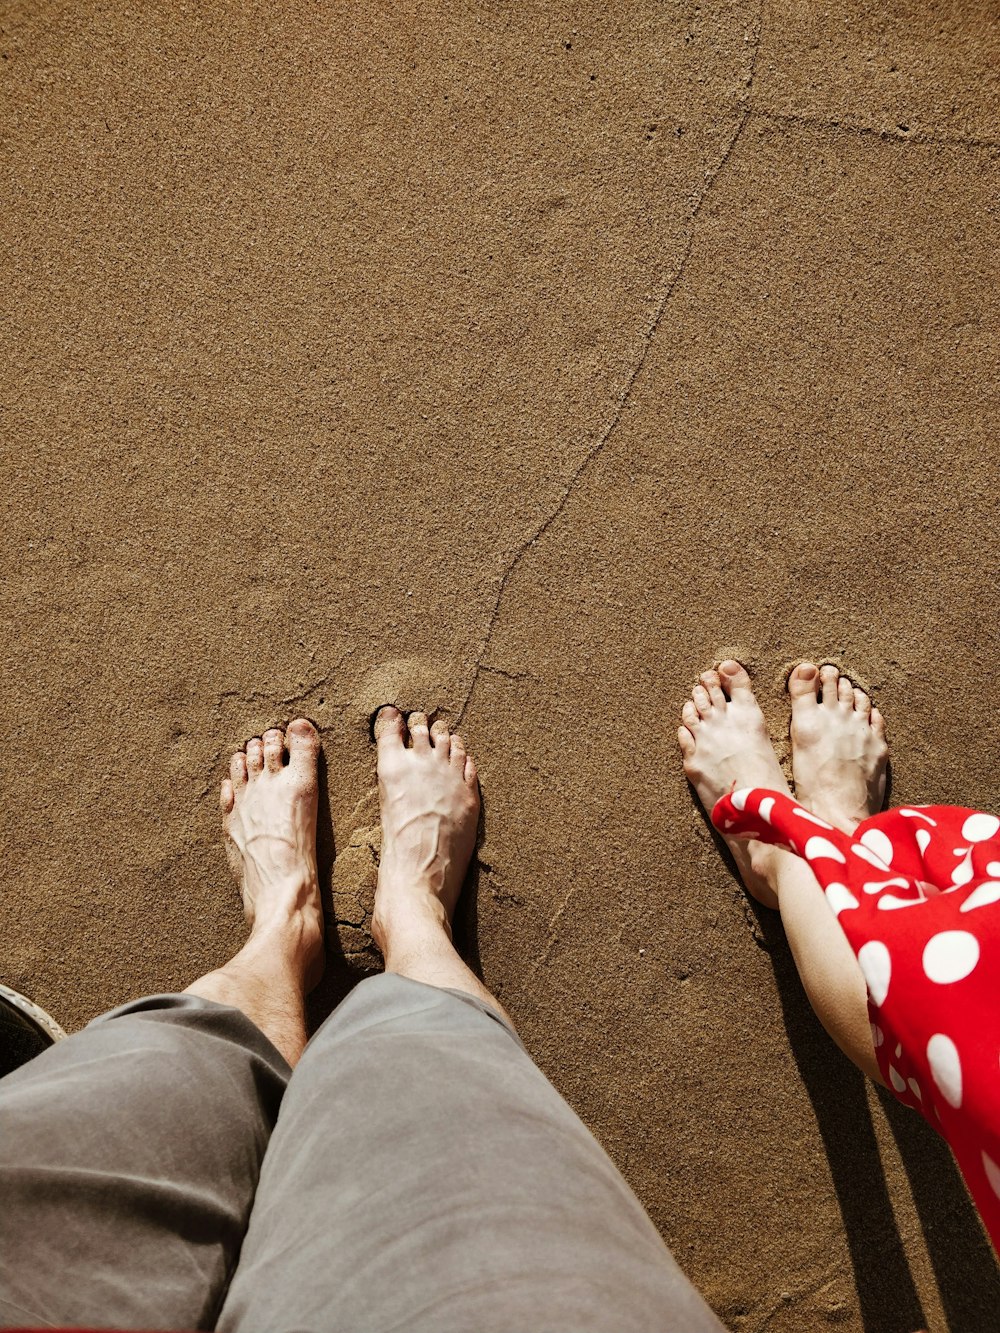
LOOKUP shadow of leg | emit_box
[753,901,928,1332]
[880,1089,1000,1331]
[304,747,374,1028]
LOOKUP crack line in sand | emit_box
[530,883,580,975]
[456,26,764,726]
[752,107,1000,150]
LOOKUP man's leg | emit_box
[217,708,724,1333]
[0,719,324,1329]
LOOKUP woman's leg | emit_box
[217,709,724,1333]
[678,660,887,1084]
[0,719,324,1329]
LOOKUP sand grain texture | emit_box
[2,2,999,1329]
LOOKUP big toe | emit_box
[788,661,820,703]
[374,705,405,757]
[286,718,320,776]
[718,659,753,700]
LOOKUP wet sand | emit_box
[2,2,998,1328]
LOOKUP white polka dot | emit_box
[858,941,891,1006]
[962,813,1000,843]
[758,797,776,824]
[916,829,932,856]
[908,1079,922,1101]
[900,809,937,826]
[860,828,894,867]
[731,788,751,811]
[895,1043,902,1058]
[870,1023,884,1048]
[927,1034,963,1108]
[793,807,833,829]
[825,883,859,916]
[878,894,922,910]
[987,861,1000,878]
[960,882,1000,912]
[984,1152,1000,1199]
[889,1065,906,1093]
[805,836,847,864]
[923,931,980,984]
[853,846,888,871]
[863,877,910,895]
[951,853,975,887]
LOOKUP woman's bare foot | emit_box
[788,663,888,835]
[678,661,792,908]
[371,707,479,955]
[219,718,325,991]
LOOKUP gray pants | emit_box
[0,974,723,1332]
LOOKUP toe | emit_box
[374,705,405,753]
[430,718,451,756]
[263,727,285,773]
[718,659,754,700]
[854,687,872,717]
[246,737,264,776]
[819,664,840,707]
[407,711,431,751]
[677,725,696,760]
[871,706,887,739]
[450,732,467,770]
[837,674,854,707]
[692,685,713,719]
[464,754,478,787]
[230,751,248,786]
[681,700,700,730]
[788,662,820,704]
[220,778,234,813]
[700,669,726,707]
[286,718,320,776]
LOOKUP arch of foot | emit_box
[712,787,1000,1244]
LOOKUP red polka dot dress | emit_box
[712,788,1000,1251]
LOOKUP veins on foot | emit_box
[788,663,888,835]
[678,661,790,908]
[371,707,480,952]
[219,718,324,987]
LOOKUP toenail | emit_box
[799,664,817,678]
[369,705,397,741]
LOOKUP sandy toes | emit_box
[678,661,791,908]
[788,663,888,834]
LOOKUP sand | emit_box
[2,2,999,1328]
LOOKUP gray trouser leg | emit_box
[218,974,724,1333]
[0,994,290,1331]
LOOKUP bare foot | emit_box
[788,663,888,835]
[219,718,325,990]
[678,662,792,908]
[371,707,479,952]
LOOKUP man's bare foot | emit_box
[678,662,791,909]
[219,718,325,991]
[371,707,480,955]
[788,663,888,836]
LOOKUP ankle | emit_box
[747,841,786,898]
[243,904,323,983]
[372,892,452,963]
